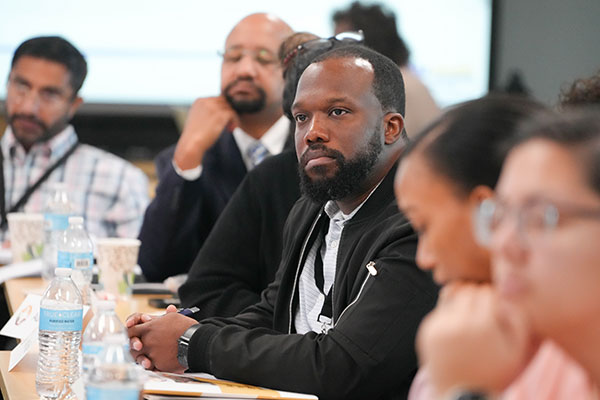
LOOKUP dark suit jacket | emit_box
[138,130,247,282]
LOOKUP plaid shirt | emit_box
[1,125,149,241]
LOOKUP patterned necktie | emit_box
[247,141,270,169]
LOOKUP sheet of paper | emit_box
[143,371,318,399]
[3,294,91,370]
[8,331,37,371]
[0,293,41,339]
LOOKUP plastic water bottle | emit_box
[36,268,83,400]
[85,334,141,400]
[82,300,127,382]
[42,183,74,281]
[58,216,94,305]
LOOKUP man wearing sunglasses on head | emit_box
[128,44,437,400]
[138,13,293,283]
[177,31,365,320]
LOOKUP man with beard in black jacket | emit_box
[127,45,438,400]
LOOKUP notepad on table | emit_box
[143,371,318,399]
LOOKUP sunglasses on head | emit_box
[282,30,364,69]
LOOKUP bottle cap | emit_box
[96,300,116,311]
[55,268,72,277]
[68,216,84,225]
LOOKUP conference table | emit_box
[0,277,172,399]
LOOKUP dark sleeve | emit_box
[178,173,263,315]
[187,221,438,400]
[179,151,301,318]
[137,147,205,282]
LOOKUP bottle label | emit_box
[44,213,71,231]
[39,308,83,331]
[83,342,129,356]
[83,343,103,356]
[86,386,139,400]
[57,251,94,270]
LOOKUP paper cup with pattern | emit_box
[96,238,140,300]
[7,213,45,263]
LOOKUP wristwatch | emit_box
[177,324,202,369]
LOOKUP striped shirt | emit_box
[1,125,149,241]
[294,200,364,335]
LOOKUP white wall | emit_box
[494,0,600,105]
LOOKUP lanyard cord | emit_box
[0,141,79,229]
[313,220,334,323]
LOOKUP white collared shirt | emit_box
[294,200,365,335]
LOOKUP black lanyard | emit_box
[313,220,334,325]
[0,141,79,229]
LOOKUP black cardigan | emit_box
[179,150,301,318]
[186,166,439,400]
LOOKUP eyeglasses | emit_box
[282,30,364,69]
[218,47,279,66]
[474,197,600,247]
[7,78,71,107]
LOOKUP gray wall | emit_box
[494,0,600,105]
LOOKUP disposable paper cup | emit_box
[96,238,141,300]
[6,213,44,263]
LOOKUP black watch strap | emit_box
[177,324,201,369]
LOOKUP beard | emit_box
[223,78,266,114]
[8,112,69,149]
[298,127,383,204]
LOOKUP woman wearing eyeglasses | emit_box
[448,109,600,399]
[395,98,595,399]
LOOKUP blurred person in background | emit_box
[1,36,148,240]
[333,1,440,137]
[0,35,149,350]
[138,13,293,282]
[559,69,600,108]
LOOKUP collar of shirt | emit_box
[232,116,290,171]
[323,178,384,227]
[1,125,78,164]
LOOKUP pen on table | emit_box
[177,307,200,317]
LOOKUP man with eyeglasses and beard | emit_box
[128,45,438,400]
[1,36,149,240]
[0,36,149,349]
[138,13,293,283]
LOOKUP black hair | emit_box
[11,36,87,95]
[512,106,600,195]
[310,44,406,117]
[281,38,356,122]
[332,1,410,66]
[404,94,547,194]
